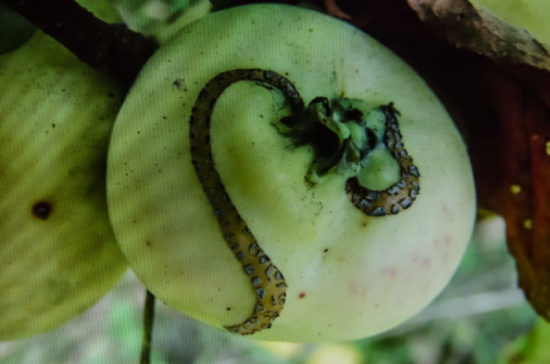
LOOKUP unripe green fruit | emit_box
[107,4,476,341]
[0,31,126,339]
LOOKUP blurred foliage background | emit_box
[1,215,548,363]
[2,0,550,363]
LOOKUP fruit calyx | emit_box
[279,98,421,217]
[279,98,395,185]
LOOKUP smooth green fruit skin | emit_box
[0,31,126,340]
[78,0,122,23]
[107,4,476,341]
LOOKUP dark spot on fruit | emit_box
[323,248,329,253]
[226,307,232,311]
[51,123,56,128]
[145,241,152,247]
[298,292,306,299]
[172,78,184,90]
[32,201,52,220]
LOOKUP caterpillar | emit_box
[189,69,302,335]
[345,104,420,216]
[188,69,419,335]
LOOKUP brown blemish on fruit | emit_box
[298,292,306,299]
[442,205,454,221]
[349,282,367,297]
[32,201,52,220]
[172,78,185,90]
[380,266,398,279]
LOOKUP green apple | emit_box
[0,28,126,339]
[79,0,123,23]
[107,4,476,341]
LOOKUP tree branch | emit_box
[140,290,156,364]
[1,0,158,87]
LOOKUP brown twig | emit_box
[1,0,158,87]
[407,0,550,71]
[140,290,156,364]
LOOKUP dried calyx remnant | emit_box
[279,97,421,216]
[189,69,420,335]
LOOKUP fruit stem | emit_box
[140,290,156,364]
[1,0,158,87]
